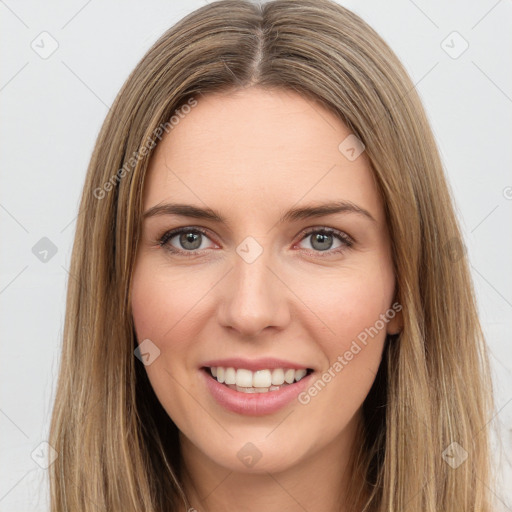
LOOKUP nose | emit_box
[216,245,291,338]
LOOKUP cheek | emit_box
[297,262,395,346]
[296,268,392,413]
[294,266,393,408]
[130,261,206,427]
[130,260,219,400]
[131,260,202,343]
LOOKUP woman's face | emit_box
[131,87,401,475]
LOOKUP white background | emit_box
[1,0,511,510]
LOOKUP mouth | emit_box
[201,366,314,394]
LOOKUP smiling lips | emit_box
[201,357,313,391]
[201,365,315,415]
[200,357,315,414]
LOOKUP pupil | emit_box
[312,233,332,251]
[180,232,201,250]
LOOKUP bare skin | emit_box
[131,86,402,511]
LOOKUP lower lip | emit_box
[200,368,314,416]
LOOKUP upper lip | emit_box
[201,357,313,372]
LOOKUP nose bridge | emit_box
[218,236,289,336]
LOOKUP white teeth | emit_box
[284,369,295,384]
[224,367,236,385]
[236,368,253,387]
[294,369,307,381]
[271,368,285,385]
[253,369,272,388]
[208,366,311,390]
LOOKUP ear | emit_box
[386,305,403,335]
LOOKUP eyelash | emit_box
[156,226,354,258]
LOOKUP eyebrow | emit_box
[142,200,377,225]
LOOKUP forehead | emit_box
[142,87,384,225]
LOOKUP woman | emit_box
[49,0,496,510]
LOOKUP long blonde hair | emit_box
[49,0,496,510]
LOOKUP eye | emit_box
[158,227,216,257]
[295,227,353,256]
